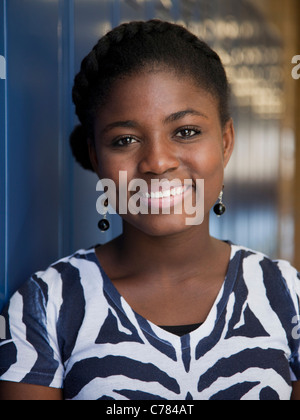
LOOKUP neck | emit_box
[115,217,217,280]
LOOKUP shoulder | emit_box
[231,243,300,306]
[15,247,103,311]
[34,247,100,284]
[3,247,106,351]
[231,243,299,278]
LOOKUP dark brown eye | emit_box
[176,128,201,139]
[182,129,194,136]
[115,136,138,147]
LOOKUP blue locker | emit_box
[0,0,7,307]
[0,0,62,311]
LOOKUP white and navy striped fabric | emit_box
[0,244,300,400]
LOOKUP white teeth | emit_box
[144,186,186,199]
[163,190,171,198]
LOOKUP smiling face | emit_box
[89,69,234,236]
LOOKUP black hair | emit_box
[70,19,231,171]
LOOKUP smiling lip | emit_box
[138,184,192,210]
[142,185,188,199]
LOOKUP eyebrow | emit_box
[101,120,139,135]
[163,109,208,124]
[101,109,208,135]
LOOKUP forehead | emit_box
[96,70,219,123]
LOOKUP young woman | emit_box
[0,20,300,401]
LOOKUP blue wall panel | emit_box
[0,0,7,306]
[0,0,126,311]
[57,0,75,258]
[0,0,62,310]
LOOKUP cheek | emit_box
[96,149,127,178]
[187,142,224,208]
[96,152,137,197]
[187,140,224,178]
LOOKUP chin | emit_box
[123,214,201,237]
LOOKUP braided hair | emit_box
[70,19,231,171]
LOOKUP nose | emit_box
[138,138,180,175]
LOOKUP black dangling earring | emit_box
[214,186,226,217]
[98,198,110,232]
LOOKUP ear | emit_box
[87,139,100,176]
[222,118,235,168]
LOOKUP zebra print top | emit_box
[0,244,300,400]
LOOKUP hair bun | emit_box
[69,125,94,172]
